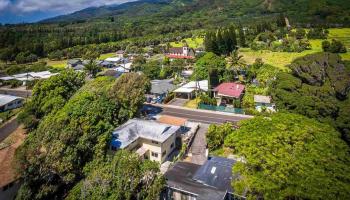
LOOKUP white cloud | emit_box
[4,0,135,13]
[0,0,10,11]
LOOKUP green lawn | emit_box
[99,52,116,60]
[41,58,67,69]
[170,37,204,49]
[240,28,350,69]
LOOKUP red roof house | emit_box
[166,46,195,59]
[213,83,245,99]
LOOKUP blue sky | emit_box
[0,0,135,24]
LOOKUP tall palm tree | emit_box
[226,50,246,81]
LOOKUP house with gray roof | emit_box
[147,79,176,103]
[164,157,246,200]
[110,119,181,163]
[0,94,24,112]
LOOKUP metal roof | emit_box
[165,162,227,200]
[193,157,236,192]
[254,95,272,104]
[165,157,241,200]
[111,119,180,149]
[0,94,23,107]
[150,79,176,95]
[174,80,208,94]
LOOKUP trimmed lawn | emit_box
[170,37,204,49]
[240,28,350,69]
[99,52,116,60]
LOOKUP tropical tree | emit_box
[224,113,350,199]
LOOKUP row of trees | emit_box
[204,26,243,55]
[15,72,161,199]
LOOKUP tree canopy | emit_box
[224,113,350,199]
[192,52,226,88]
[15,73,154,199]
[271,53,350,143]
[18,70,86,130]
[66,150,164,200]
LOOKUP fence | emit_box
[198,103,245,114]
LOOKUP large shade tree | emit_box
[224,113,350,199]
[15,73,152,199]
[271,52,350,144]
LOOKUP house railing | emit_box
[198,103,245,114]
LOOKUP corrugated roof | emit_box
[214,82,245,98]
[193,157,236,192]
[254,95,271,104]
[151,79,175,95]
[111,119,179,149]
[174,80,208,93]
[165,162,228,200]
[0,94,23,107]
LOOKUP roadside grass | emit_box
[240,28,350,69]
[170,37,204,49]
[210,147,234,158]
[184,97,200,109]
[0,108,21,125]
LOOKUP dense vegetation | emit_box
[271,53,350,143]
[1,0,349,64]
[15,73,159,199]
[224,113,350,199]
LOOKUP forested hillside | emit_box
[0,0,349,64]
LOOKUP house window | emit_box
[151,140,159,144]
[162,150,167,157]
[151,152,158,158]
[170,143,174,149]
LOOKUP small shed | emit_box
[254,95,276,112]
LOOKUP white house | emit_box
[110,119,181,163]
[254,95,276,112]
[0,94,24,112]
[173,80,208,99]
[0,71,58,85]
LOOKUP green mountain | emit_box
[41,0,350,25]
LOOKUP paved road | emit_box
[0,117,20,142]
[157,105,252,124]
[189,123,209,165]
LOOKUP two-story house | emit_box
[110,119,181,163]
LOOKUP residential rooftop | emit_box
[214,82,245,98]
[150,79,176,95]
[0,95,23,107]
[165,157,240,200]
[111,119,180,149]
[174,80,208,93]
[254,95,272,104]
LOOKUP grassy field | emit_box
[170,37,204,49]
[45,59,67,69]
[99,52,116,60]
[240,28,350,69]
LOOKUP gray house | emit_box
[164,157,246,200]
[147,79,176,103]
